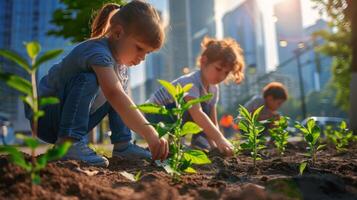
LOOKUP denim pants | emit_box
[27,73,131,144]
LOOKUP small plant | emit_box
[325,121,355,152]
[295,118,325,165]
[238,105,266,169]
[0,42,70,184]
[136,80,212,180]
[269,116,290,155]
[299,162,307,175]
[0,135,71,184]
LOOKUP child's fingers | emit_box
[160,139,168,161]
[151,144,160,161]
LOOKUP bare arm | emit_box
[185,96,232,155]
[92,66,168,160]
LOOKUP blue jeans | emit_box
[27,73,131,144]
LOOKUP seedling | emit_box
[325,121,355,152]
[136,80,212,180]
[295,118,325,165]
[0,135,71,184]
[269,116,290,155]
[238,105,266,169]
[0,42,70,184]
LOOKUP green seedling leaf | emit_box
[184,167,197,173]
[0,73,32,95]
[158,79,177,100]
[135,103,169,115]
[45,142,72,161]
[183,150,211,164]
[0,146,31,171]
[31,173,41,185]
[39,97,59,106]
[317,144,326,151]
[181,121,202,136]
[252,105,264,121]
[134,171,142,182]
[0,49,30,72]
[33,49,63,71]
[25,41,41,60]
[16,134,39,150]
[299,162,307,175]
[183,94,213,110]
[182,83,193,93]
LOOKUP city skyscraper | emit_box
[220,0,266,110]
[0,0,70,131]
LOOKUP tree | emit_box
[48,0,125,43]
[312,0,356,132]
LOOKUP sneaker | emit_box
[112,143,151,159]
[191,135,211,151]
[61,140,109,167]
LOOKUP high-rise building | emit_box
[220,0,266,110]
[167,0,216,81]
[0,0,70,131]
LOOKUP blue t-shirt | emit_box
[39,37,129,113]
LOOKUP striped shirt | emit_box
[147,70,219,107]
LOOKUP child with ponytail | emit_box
[27,1,169,167]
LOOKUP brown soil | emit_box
[1,141,357,200]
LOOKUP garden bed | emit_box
[1,141,357,200]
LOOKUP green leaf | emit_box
[252,105,264,121]
[45,141,72,161]
[153,122,173,138]
[306,118,316,132]
[183,94,213,110]
[0,73,32,95]
[158,80,177,100]
[33,49,63,71]
[183,150,211,164]
[317,144,326,151]
[135,103,169,115]
[305,134,313,143]
[240,143,251,149]
[31,172,41,185]
[25,41,41,60]
[34,110,45,120]
[184,167,197,173]
[36,155,48,171]
[299,162,307,175]
[16,134,39,150]
[239,105,251,120]
[134,171,142,182]
[181,122,202,136]
[0,146,31,171]
[238,120,249,132]
[39,97,59,106]
[0,49,30,72]
[20,96,34,109]
[340,121,347,130]
[182,83,193,93]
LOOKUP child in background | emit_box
[146,37,246,156]
[25,1,169,167]
[244,82,288,123]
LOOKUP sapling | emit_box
[136,80,212,180]
[238,105,266,169]
[0,42,71,184]
[295,118,325,165]
[325,121,355,152]
[269,116,290,155]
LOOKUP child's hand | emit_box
[215,137,234,157]
[146,134,169,161]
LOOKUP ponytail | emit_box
[91,3,121,39]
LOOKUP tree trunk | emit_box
[350,0,357,133]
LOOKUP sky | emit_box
[130,0,323,87]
